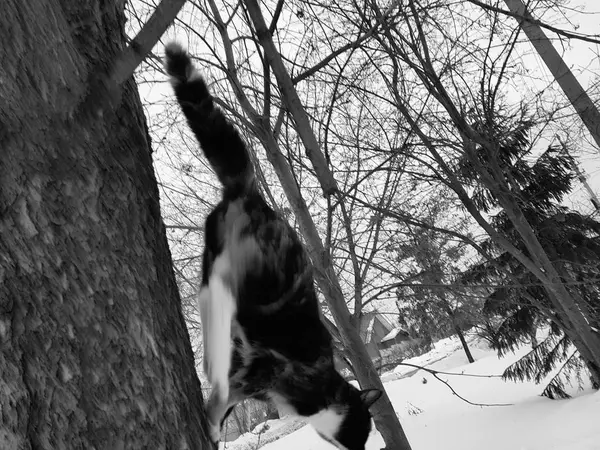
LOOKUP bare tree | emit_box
[502,0,600,153]
[351,0,600,383]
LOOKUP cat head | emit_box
[311,387,383,450]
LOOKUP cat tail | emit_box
[164,42,255,197]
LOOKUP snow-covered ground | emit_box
[223,336,600,450]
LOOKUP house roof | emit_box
[381,327,410,342]
[359,311,396,343]
[381,327,402,342]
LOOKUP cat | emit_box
[165,42,382,450]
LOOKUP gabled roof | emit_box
[359,311,396,343]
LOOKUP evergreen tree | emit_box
[395,200,480,363]
[460,118,600,396]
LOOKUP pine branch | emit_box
[502,333,573,384]
[540,351,586,399]
[534,334,571,384]
[502,334,556,383]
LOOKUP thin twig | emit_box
[165,224,204,231]
[467,0,600,45]
[397,362,511,407]
[397,362,503,379]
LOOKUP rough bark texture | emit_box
[0,1,211,449]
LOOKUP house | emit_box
[332,311,417,378]
[358,311,408,358]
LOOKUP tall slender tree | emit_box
[394,200,478,363]
[154,1,415,448]
[502,0,600,153]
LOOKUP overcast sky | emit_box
[142,1,600,212]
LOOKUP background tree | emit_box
[394,198,481,363]
[139,1,416,448]
[460,127,600,394]
[0,0,212,447]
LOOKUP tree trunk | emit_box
[265,402,280,421]
[455,326,475,363]
[557,315,600,388]
[440,297,475,363]
[210,2,413,448]
[259,122,412,450]
[372,2,600,383]
[530,332,538,348]
[232,407,246,436]
[0,1,212,448]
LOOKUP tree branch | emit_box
[165,224,204,231]
[397,362,511,407]
[77,0,187,118]
[467,0,600,45]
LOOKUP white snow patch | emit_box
[220,417,307,450]
[224,335,600,450]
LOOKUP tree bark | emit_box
[259,122,412,450]
[0,1,211,448]
[455,327,475,364]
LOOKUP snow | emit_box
[220,417,306,450]
[222,335,600,450]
